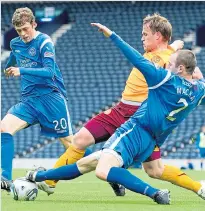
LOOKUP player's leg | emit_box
[44,127,96,188]
[26,151,101,182]
[50,102,138,169]
[95,152,162,202]
[143,152,203,196]
[58,135,73,149]
[47,134,91,175]
[1,113,28,180]
[57,127,96,165]
[95,123,170,204]
[44,102,137,194]
[32,92,94,190]
[44,109,113,189]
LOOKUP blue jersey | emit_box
[5,31,67,99]
[110,32,205,147]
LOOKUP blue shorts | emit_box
[199,148,205,158]
[8,91,73,138]
[103,120,155,169]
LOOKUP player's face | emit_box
[15,22,36,43]
[141,23,158,52]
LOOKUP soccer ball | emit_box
[10,177,38,201]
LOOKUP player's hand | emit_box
[4,67,20,77]
[91,23,112,37]
[192,67,204,79]
[170,40,184,51]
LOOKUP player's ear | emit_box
[177,64,185,74]
[155,32,161,40]
[32,21,37,29]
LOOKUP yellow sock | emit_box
[45,145,86,187]
[160,165,202,193]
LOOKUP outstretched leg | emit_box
[95,150,170,204]
[143,158,204,199]
[26,151,101,182]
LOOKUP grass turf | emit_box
[1,169,204,211]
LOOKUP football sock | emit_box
[45,145,92,187]
[160,165,202,193]
[1,133,14,180]
[107,167,158,198]
[36,163,82,182]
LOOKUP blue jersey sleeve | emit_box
[5,52,17,69]
[19,42,55,78]
[110,32,171,87]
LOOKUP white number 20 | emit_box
[53,118,67,130]
[167,98,188,121]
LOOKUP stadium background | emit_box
[1,1,205,170]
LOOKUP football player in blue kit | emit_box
[26,23,205,204]
[92,23,205,203]
[1,7,76,186]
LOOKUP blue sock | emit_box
[1,133,14,180]
[83,148,92,157]
[35,163,82,182]
[107,167,159,198]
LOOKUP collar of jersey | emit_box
[34,31,40,39]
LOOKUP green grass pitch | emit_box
[1,169,204,211]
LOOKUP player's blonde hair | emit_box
[12,7,35,27]
[143,13,172,42]
[176,50,197,75]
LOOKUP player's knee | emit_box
[73,129,94,149]
[72,132,86,149]
[145,167,163,179]
[1,121,9,133]
[77,157,97,174]
[95,166,107,181]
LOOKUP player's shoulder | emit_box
[10,36,21,47]
[144,47,174,68]
[34,32,54,52]
[144,52,165,68]
[36,32,54,49]
[36,32,52,43]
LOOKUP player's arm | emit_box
[170,40,184,51]
[91,23,170,87]
[19,41,55,78]
[6,40,56,78]
[193,67,204,80]
[4,52,17,76]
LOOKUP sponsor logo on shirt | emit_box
[151,55,161,63]
[20,58,37,67]
[29,47,36,56]
[15,50,21,53]
[44,51,54,58]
